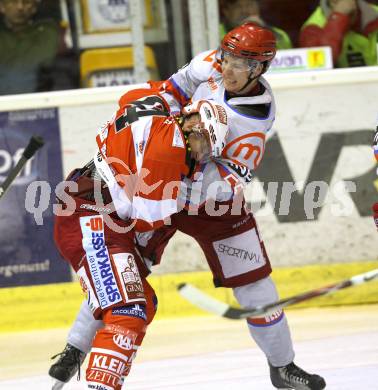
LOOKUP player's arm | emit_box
[215,159,254,191]
[149,49,221,111]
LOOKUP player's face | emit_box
[221,52,263,94]
[182,114,211,162]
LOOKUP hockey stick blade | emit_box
[177,268,378,320]
[0,135,44,200]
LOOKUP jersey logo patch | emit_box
[223,133,265,169]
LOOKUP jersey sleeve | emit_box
[117,87,171,114]
[176,159,250,209]
[150,49,221,110]
[216,159,254,189]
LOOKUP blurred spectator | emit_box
[0,0,68,95]
[258,0,318,47]
[219,0,292,49]
[299,0,378,67]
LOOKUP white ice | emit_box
[1,308,377,389]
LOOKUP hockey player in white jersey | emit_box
[150,22,277,208]
[50,23,326,390]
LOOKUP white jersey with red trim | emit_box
[157,49,276,207]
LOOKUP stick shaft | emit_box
[179,269,378,320]
[0,135,44,200]
[238,269,378,319]
[0,156,29,200]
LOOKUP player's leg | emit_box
[49,224,176,386]
[175,204,326,390]
[87,279,157,389]
[233,276,294,365]
[175,205,287,362]
[49,301,103,385]
[233,278,324,389]
[49,174,106,386]
[67,300,103,354]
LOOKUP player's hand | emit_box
[373,203,378,230]
[331,0,357,15]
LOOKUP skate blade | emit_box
[51,379,66,390]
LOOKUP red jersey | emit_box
[95,88,189,232]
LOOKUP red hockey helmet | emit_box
[221,22,276,64]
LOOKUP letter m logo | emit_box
[223,133,265,170]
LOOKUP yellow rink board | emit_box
[0,261,377,333]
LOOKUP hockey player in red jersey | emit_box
[53,90,229,390]
[50,23,326,390]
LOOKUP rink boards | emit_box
[1,260,377,332]
[0,67,377,309]
[0,66,377,281]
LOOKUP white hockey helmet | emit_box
[182,100,229,158]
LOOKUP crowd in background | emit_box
[0,0,377,96]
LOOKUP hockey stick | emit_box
[177,268,378,320]
[0,135,44,200]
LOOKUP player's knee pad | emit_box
[86,300,156,390]
[233,276,279,308]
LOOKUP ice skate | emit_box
[269,361,326,390]
[49,343,86,388]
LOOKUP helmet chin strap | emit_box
[235,66,263,95]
